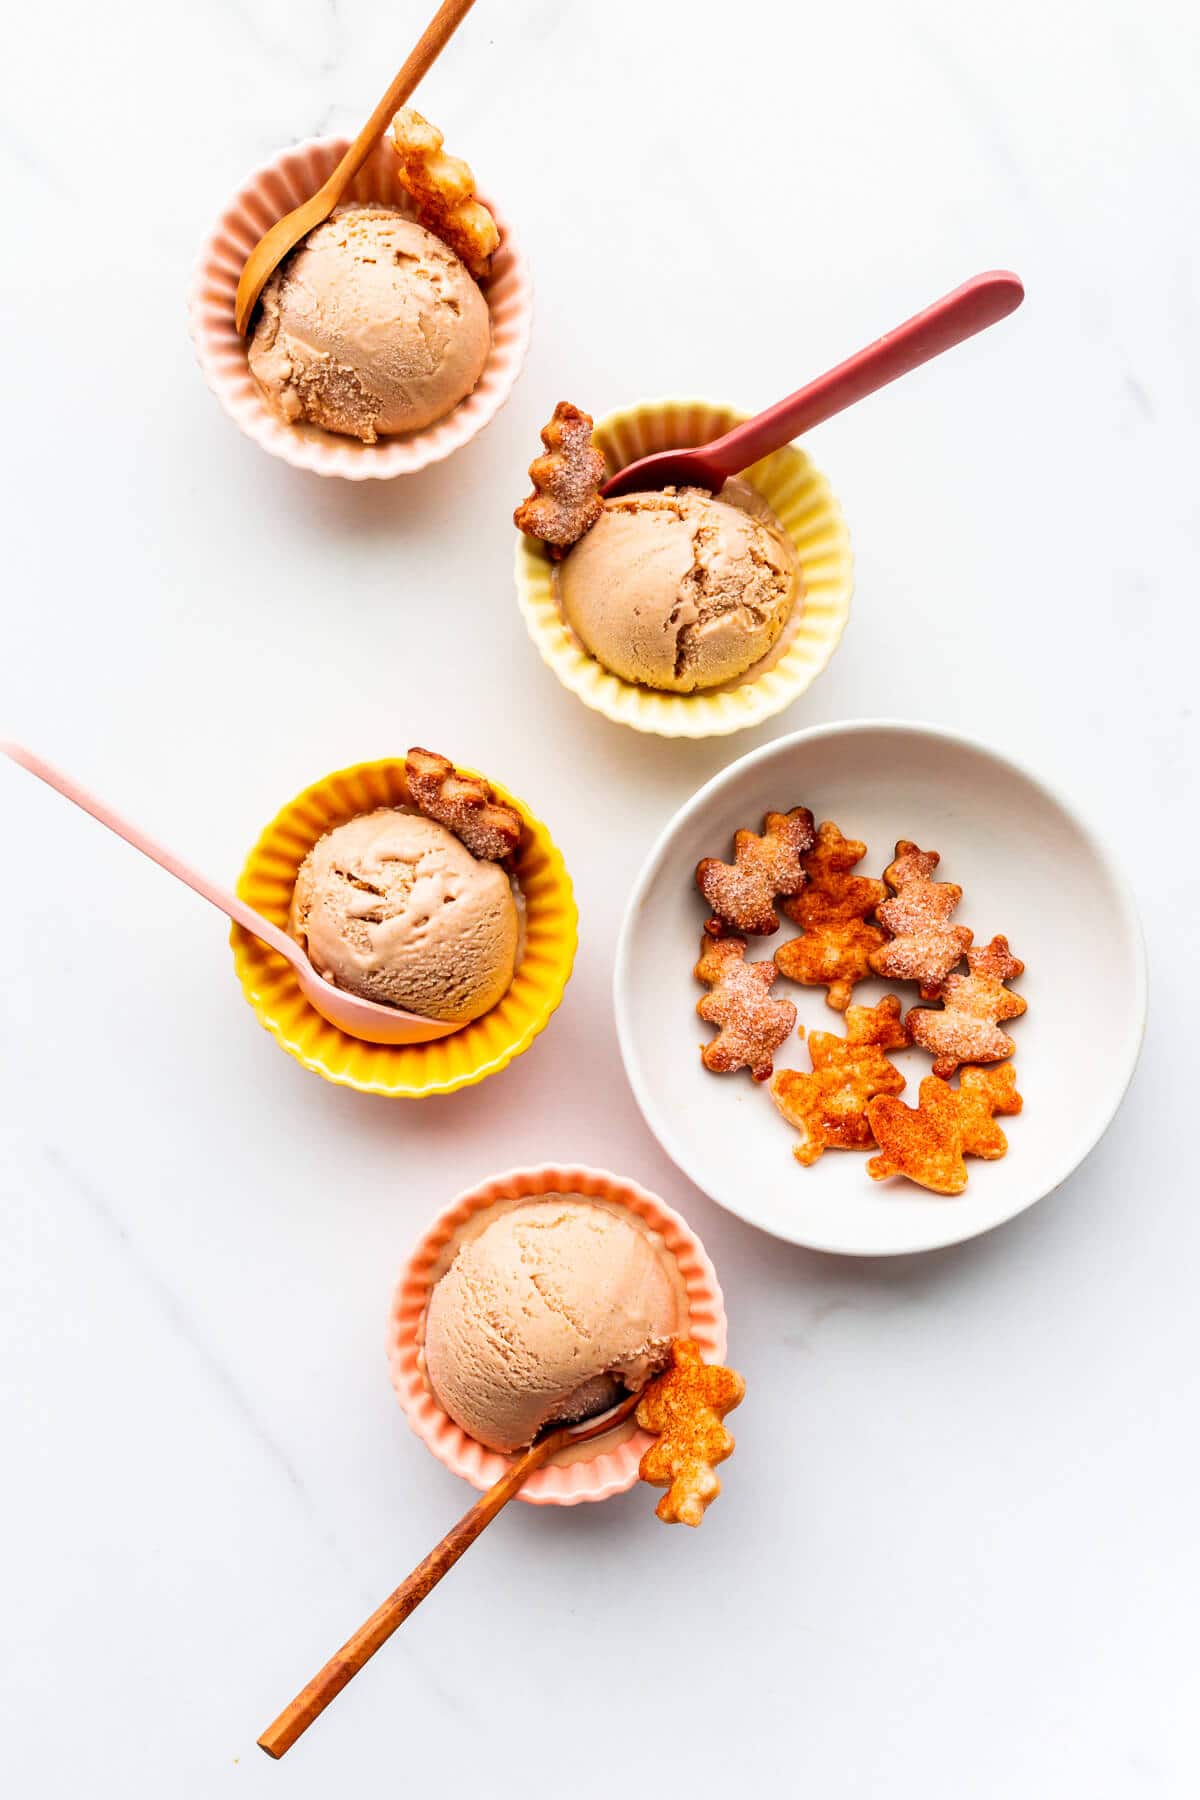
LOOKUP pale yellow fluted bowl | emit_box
[514,399,854,737]
[230,758,577,1098]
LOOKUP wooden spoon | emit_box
[602,270,1025,497]
[0,742,454,1046]
[257,1393,641,1759]
[234,0,478,336]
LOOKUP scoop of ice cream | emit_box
[423,1199,681,1452]
[248,204,490,442]
[556,485,800,692]
[288,809,517,1025]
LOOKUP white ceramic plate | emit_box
[615,721,1146,1255]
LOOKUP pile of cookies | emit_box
[693,810,1027,1196]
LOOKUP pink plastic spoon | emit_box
[601,270,1024,498]
[0,742,455,1046]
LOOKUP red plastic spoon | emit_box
[601,270,1024,499]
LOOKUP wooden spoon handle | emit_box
[703,270,1025,479]
[257,1435,554,1759]
[257,1393,640,1759]
[318,0,478,206]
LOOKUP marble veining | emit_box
[1,0,1195,1793]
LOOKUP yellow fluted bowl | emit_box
[514,398,854,738]
[230,758,577,1098]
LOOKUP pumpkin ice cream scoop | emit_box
[555,484,801,693]
[288,807,517,1026]
[248,203,491,442]
[422,1198,682,1453]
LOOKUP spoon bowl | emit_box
[294,964,456,1046]
[0,743,454,1048]
[233,0,478,334]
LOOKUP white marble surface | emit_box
[1,1,1197,1792]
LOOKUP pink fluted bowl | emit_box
[189,135,532,479]
[387,1164,727,1506]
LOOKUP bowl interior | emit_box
[514,399,854,738]
[231,758,576,1098]
[387,1164,727,1505]
[615,722,1145,1254]
[191,136,531,478]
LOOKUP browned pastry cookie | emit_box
[405,747,522,862]
[907,936,1026,1078]
[696,807,816,938]
[775,821,888,1011]
[868,840,973,999]
[770,996,910,1166]
[388,107,499,278]
[866,1064,1023,1195]
[637,1339,746,1527]
[513,402,607,555]
[695,934,797,1081]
